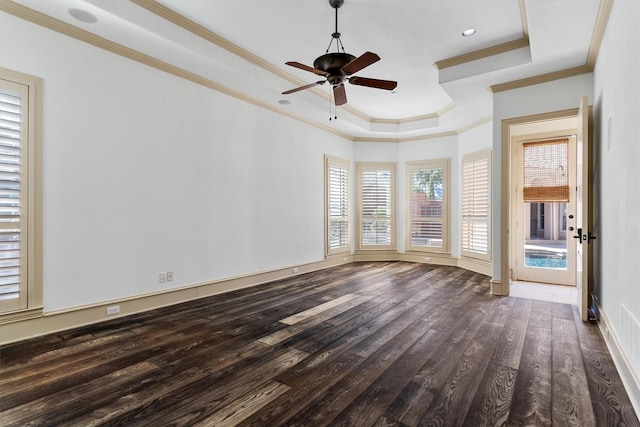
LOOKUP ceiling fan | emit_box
[282,0,397,107]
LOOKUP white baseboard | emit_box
[596,303,640,417]
[456,256,492,277]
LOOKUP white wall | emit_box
[492,73,594,281]
[593,0,640,369]
[459,120,492,156]
[1,13,352,312]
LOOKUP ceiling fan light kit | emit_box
[282,0,397,108]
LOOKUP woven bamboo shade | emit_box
[522,138,569,202]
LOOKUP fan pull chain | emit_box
[328,88,338,121]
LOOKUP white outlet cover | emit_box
[106,305,120,315]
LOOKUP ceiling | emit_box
[7,0,603,140]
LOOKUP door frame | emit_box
[499,108,580,296]
[510,133,578,286]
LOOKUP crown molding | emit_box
[354,130,459,144]
[434,38,529,70]
[130,0,292,85]
[130,0,372,122]
[354,113,492,143]
[518,0,529,41]
[457,115,493,134]
[0,0,482,144]
[370,103,456,125]
[131,0,470,126]
[490,64,592,93]
[489,0,611,93]
[0,0,354,142]
[4,0,609,140]
[587,0,614,68]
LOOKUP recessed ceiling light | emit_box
[462,28,477,37]
[68,8,98,24]
[278,99,291,105]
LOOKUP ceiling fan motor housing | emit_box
[314,52,356,85]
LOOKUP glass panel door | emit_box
[524,202,568,270]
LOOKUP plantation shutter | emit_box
[0,81,27,311]
[327,158,349,253]
[522,138,569,202]
[461,152,490,258]
[360,166,393,247]
[407,160,447,251]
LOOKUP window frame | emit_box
[0,67,43,323]
[461,149,492,261]
[406,158,450,254]
[324,155,350,257]
[356,162,396,251]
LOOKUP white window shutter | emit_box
[359,166,393,248]
[0,85,25,310]
[461,151,491,259]
[407,160,448,252]
[326,156,350,255]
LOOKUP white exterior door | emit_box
[575,96,594,321]
[512,135,577,286]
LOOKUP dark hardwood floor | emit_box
[0,262,638,426]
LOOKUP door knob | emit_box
[573,227,583,244]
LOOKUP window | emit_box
[522,138,569,202]
[357,163,395,250]
[461,150,491,260]
[0,67,42,320]
[325,156,350,256]
[407,159,449,253]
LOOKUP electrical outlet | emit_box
[343,257,348,262]
[167,271,173,281]
[106,305,120,315]
[292,267,299,274]
[159,272,167,283]
[424,257,431,262]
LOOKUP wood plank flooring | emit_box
[0,262,638,426]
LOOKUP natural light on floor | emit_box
[510,280,577,305]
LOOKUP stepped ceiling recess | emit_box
[2,0,607,141]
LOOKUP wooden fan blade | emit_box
[341,51,380,75]
[285,61,327,76]
[349,76,397,91]
[282,80,326,95]
[333,84,347,105]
